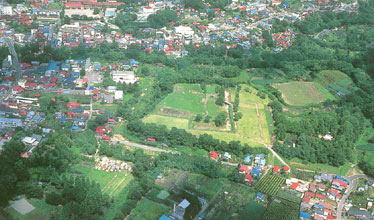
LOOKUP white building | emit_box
[175,26,195,38]
[111,71,138,84]
[114,90,123,100]
[1,6,13,15]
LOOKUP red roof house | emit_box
[245,174,253,184]
[302,196,311,203]
[239,165,250,174]
[147,137,156,142]
[290,183,299,190]
[283,166,290,172]
[210,151,218,160]
[273,166,280,173]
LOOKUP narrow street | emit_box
[337,174,370,220]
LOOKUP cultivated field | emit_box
[272,81,334,106]
[315,70,356,95]
[70,162,133,197]
[262,198,299,220]
[256,174,286,196]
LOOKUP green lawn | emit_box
[272,81,334,106]
[6,198,54,220]
[142,114,190,130]
[127,198,172,220]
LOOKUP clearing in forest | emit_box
[272,81,334,106]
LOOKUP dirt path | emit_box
[224,90,231,131]
[255,103,264,143]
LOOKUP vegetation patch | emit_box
[357,144,374,151]
[239,201,266,220]
[256,174,286,196]
[127,198,172,220]
[262,198,299,220]
[272,81,334,105]
[143,114,189,130]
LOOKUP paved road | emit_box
[0,38,21,102]
[337,174,369,220]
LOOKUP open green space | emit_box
[69,162,133,197]
[272,81,334,106]
[127,198,172,220]
[157,83,206,115]
[6,198,54,220]
[143,114,189,130]
[288,158,351,175]
[236,85,272,144]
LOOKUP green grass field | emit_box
[188,129,264,147]
[127,198,172,220]
[158,84,205,114]
[142,114,189,130]
[70,163,133,197]
[316,70,349,87]
[6,198,54,220]
[272,81,334,106]
[236,85,271,144]
[288,158,351,175]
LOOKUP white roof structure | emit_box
[175,26,194,37]
[178,199,190,209]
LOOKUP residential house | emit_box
[0,118,23,128]
[223,152,231,160]
[244,155,253,164]
[239,165,250,174]
[255,193,266,202]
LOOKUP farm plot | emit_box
[69,163,133,197]
[262,198,299,220]
[316,70,357,95]
[272,81,334,106]
[256,174,286,196]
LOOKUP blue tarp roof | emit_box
[300,212,310,219]
[60,117,66,121]
[72,108,84,113]
[159,215,173,220]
